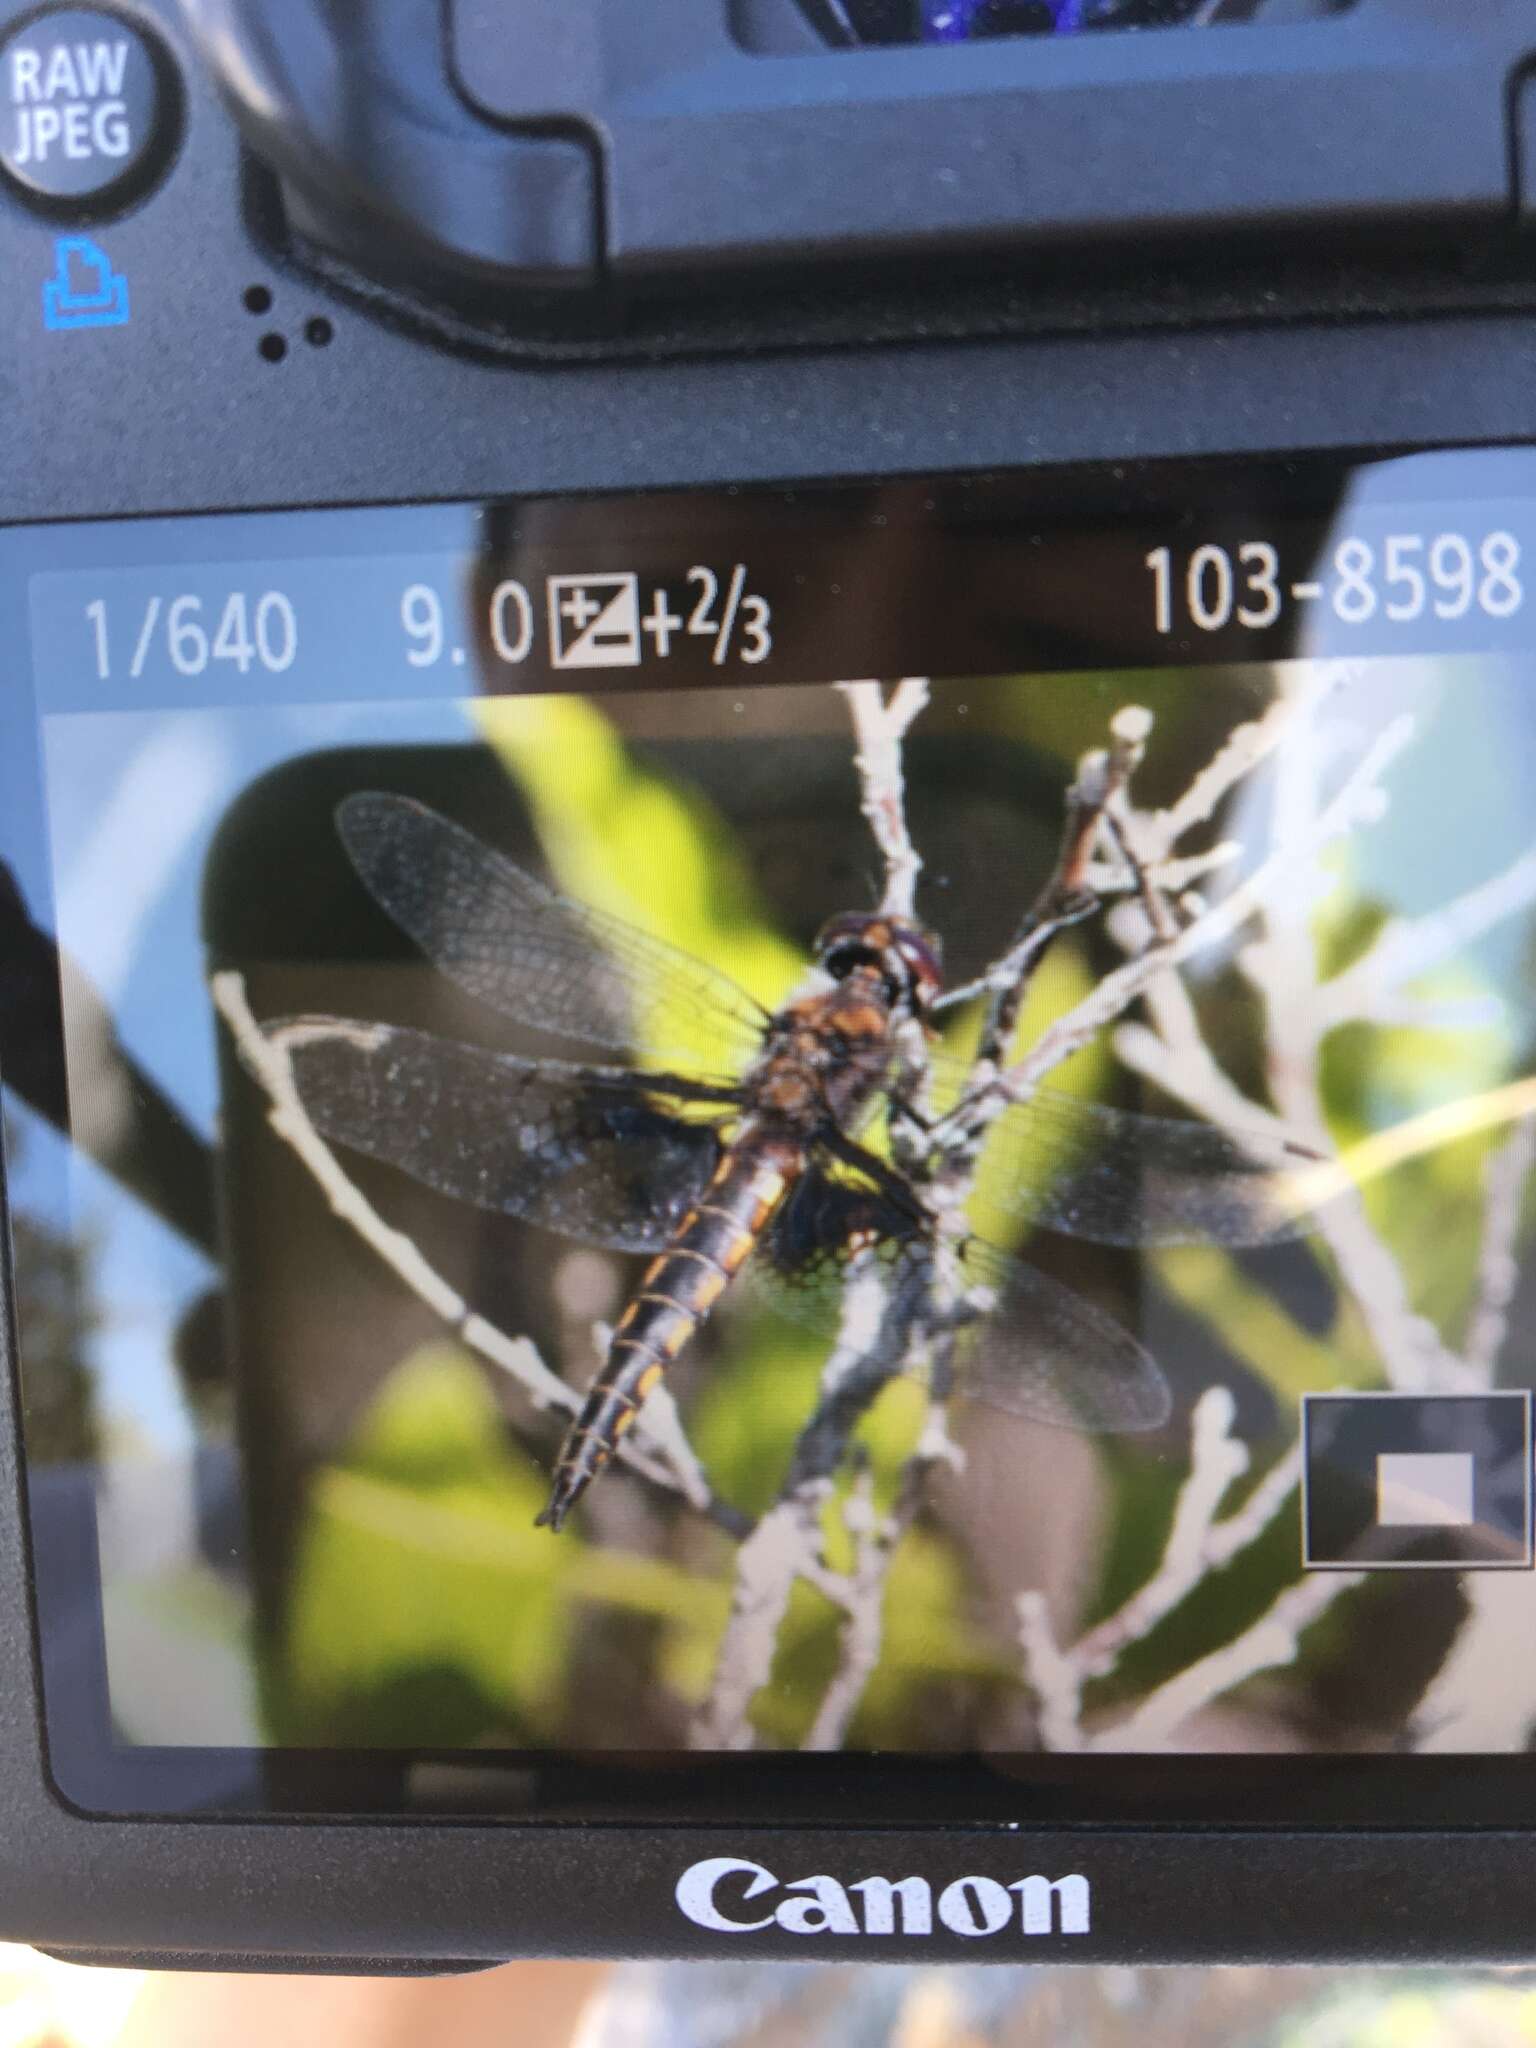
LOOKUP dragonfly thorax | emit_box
[751,973,903,1131]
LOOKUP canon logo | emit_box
[675,1858,1091,1940]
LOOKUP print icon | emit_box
[547,574,642,670]
[42,235,129,330]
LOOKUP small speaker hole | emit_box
[258,332,287,363]
[243,284,273,315]
[304,316,334,348]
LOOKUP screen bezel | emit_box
[6,447,1536,1829]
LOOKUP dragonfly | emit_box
[260,792,1321,1531]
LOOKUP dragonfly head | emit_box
[814,911,945,1024]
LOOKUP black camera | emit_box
[4,0,1536,1976]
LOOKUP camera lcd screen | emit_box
[4,449,1536,1822]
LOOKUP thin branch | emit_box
[212,971,726,1527]
[1016,1388,1306,1749]
[1072,1386,1250,1675]
[1465,1112,1536,1382]
[691,1256,910,1749]
[802,1470,889,1754]
[1317,846,1536,1032]
[688,1490,831,1751]
[1093,1569,1366,1751]
[968,706,1152,1074]
[1081,842,1240,900]
[948,711,1413,1153]
[1235,681,1471,1394]
[835,679,932,918]
[803,1406,965,1754]
[1150,663,1358,850]
[1016,1591,1088,1753]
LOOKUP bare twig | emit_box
[1073,1387,1250,1672]
[802,1470,889,1754]
[803,1405,966,1754]
[212,971,725,1526]
[949,711,1413,1156]
[1015,1389,1308,1750]
[965,706,1153,1076]
[1082,842,1240,901]
[1016,1589,1088,1753]
[835,679,932,918]
[1465,1113,1536,1382]
[1317,846,1536,1033]
[1151,664,1359,849]
[1092,1568,1366,1751]
[1236,681,1470,1395]
[690,1256,915,1749]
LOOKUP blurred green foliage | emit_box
[276,1344,732,1745]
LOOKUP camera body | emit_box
[6,0,1536,1973]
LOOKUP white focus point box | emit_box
[1375,1451,1475,1529]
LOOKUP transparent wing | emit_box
[751,1164,1170,1434]
[338,792,770,1071]
[924,1054,1321,1249]
[266,1015,726,1253]
[951,1236,1171,1433]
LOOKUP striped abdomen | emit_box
[535,1134,801,1530]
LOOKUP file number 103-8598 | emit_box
[1145,533,1523,637]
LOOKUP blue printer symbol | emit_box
[43,236,131,331]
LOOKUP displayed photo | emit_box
[11,645,1536,1771]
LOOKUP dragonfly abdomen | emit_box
[536,1135,802,1530]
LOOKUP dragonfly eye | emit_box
[824,941,880,982]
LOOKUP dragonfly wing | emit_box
[749,1169,1170,1435]
[952,1237,1172,1434]
[922,1057,1321,1249]
[264,1015,725,1253]
[737,1162,918,1343]
[338,792,770,1070]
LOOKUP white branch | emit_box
[980,712,1412,1116]
[1318,846,1536,1032]
[691,1256,897,1749]
[803,1405,967,1756]
[1016,1591,1088,1753]
[1083,843,1240,898]
[1233,680,1474,1394]
[1465,1113,1536,1382]
[1092,1569,1365,1751]
[1072,1387,1249,1676]
[689,1492,831,1751]
[835,678,932,918]
[212,971,713,1515]
[802,1472,888,1753]
[1016,1387,1306,1750]
[1149,664,1358,853]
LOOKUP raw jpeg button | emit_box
[1302,1392,1533,1571]
[1,8,173,209]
